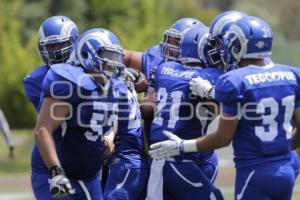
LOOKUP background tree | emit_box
[0,0,300,128]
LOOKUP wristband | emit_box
[104,130,115,141]
[181,139,198,153]
[49,165,65,178]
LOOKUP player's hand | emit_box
[49,166,75,198]
[9,146,15,159]
[103,131,115,157]
[189,77,215,99]
[104,139,115,157]
[149,131,183,159]
[123,68,142,84]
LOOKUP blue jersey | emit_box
[150,61,216,160]
[202,67,224,85]
[142,45,164,82]
[215,64,300,168]
[142,45,164,139]
[40,64,118,180]
[23,65,49,111]
[109,80,147,168]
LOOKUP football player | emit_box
[124,18,204,143]
[23,16,79,200]
[34,28,125,199]
[150,16,300,200]
[102,38,149,200]
[199,10,300,182]
[147,23,223,200]
[125,18,204,83]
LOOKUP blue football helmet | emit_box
[213,16,273,71]
[38,16,79,65]
[160,18,204,61]
[179,24,209,65]
[206,11,248,69]
[209,11,247,39]
[75,28,125,78]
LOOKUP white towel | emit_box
[147,159,165,200]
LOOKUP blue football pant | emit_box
[147,155,223,200]
[103,162,149,200]
[235,160,295,200]
[162,160,223,200]
[291,151,300,178]
[31,171,103,200]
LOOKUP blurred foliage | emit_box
[0,0,300,127]
[0,0,217,127]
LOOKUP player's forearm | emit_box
[124,50,143,72]
[35,126,60,169]
[291,128,300,149]
[193,113,237,152]
[195,132,231,152]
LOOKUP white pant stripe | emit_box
[211,166,218,182]
[116,169,131,189]
[170,163,203,187]
[78,180,92,200]
[236,170,255,200]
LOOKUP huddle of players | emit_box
[22,10,300,200]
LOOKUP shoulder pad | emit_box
[215,73,240,104]
[50,64,97,91]
[23,65,48,82]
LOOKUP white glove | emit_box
[49,166,75,198]
[149,131,198,159]
[149,131,182,159]
[189,77,215,99]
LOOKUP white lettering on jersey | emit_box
[161,67,195,79]
[245,71,296,85]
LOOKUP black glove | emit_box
[49,166,75,198]
[123,68,142,83]
[148,65,157,88]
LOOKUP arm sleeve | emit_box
[215,75,240,116]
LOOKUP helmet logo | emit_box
[255,41,265,49]
[224,24,248,61]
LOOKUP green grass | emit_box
[0,129,33,174]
